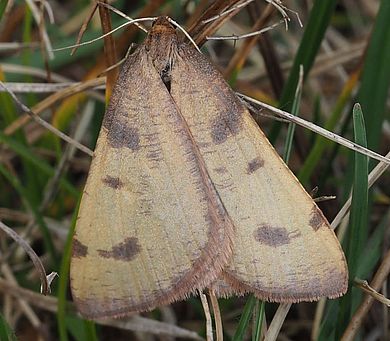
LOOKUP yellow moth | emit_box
[70,17,348,319]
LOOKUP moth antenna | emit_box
[206,19,285,41]
[0,81,94,157]
[89,5,199,53]
[52,17,156,52]
[202,0,256,24]
[166,17,201,52]
[240,94,390,165]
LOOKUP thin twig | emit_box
[207,20,284,40]
[311,298,326,340]
[96,1,148,32]
[52,17,157,52]
[240,95,390,165]
[0,42,40,51]
[0,278,203,340]
[1,264,42,329]
[0,221,48,295]
[24,0,54,59]
[266,0,302,27]
[202,0,255,24]
[209,291,223,341]
[0,81,93,157]
[264,303,291,341]
[341,248,390,341]
[3,77,104,136]
[71,2,99,55]
[314,195,336,203]
[0,81,104,93]
[331,150,390,229]
[41,101,95,209]
[354,278,390,306]
[199,291,214,341]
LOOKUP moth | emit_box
[70,16,348,319]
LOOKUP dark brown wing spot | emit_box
[310,206,327,231]
[214,166,227,174]
[211,109,243,144]
[106,119,140,150]
[72,239,88,258]
[253,225,291,247]
[247,157,264,174]
[102,175,124,189]
[98,237,141,261]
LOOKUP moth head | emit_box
[145,16,178,90]
[146,16,178,50]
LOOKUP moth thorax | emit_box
[145,18,178,89]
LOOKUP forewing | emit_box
[70,48,234,319]
[170,44,348,302]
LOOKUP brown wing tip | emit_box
[215,271,348,303]
[72,285,209,320]
[213,285,348,303]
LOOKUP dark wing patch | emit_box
[247,157,264,174]
[102,175,124,189]
[211,110,243,144]
[106,119,140,150]
[72,239,88,258]
[309,206,327,231]
[253,225,291,247]
[214,166,228,174]
[98,237,141,261]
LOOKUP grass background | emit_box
[0,0,389,340]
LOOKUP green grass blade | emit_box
[279,0,337,109]
[335,103,368,338]
[232,296,256,341]
[357,210,390,278]
[0,92,17,129]
[0,164,58,264]
[0,313,17,341]
[283,66,303,163]
[252,301,265,341]
[57,196,79,341]
[0,0,8,19]
[57,196,97,341]
[324,211,388,340]
[0,131,78,197]
[298,74,359,184]
[356,0,390,151]
[270,0,337,142]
